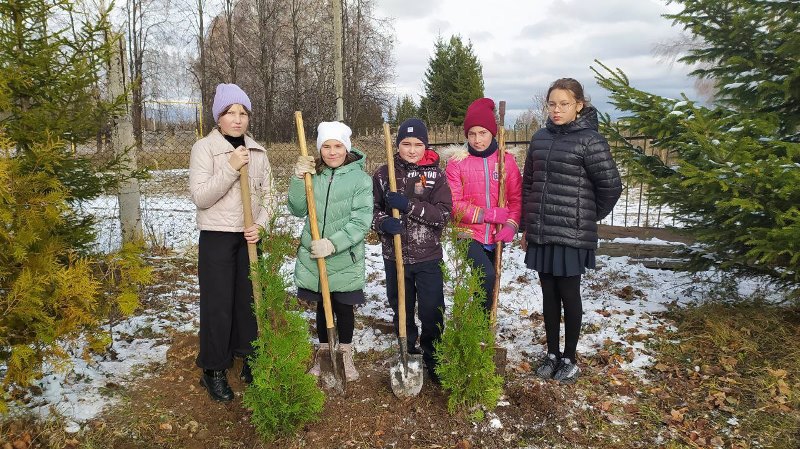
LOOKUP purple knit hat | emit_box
[212,83,252,122]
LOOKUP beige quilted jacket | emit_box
[189,129,275,232]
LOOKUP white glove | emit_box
[294,155,316,178]
[310,238,335,259]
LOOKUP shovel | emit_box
[383,123,424,398]
[490,100,508,375]
[295,111,346,394]
[239,162,263,334]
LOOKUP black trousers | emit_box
[315,300,355,344]
[467,240,497,312]
[196,231,258,371]
[384,259,445,367]
[539,273,583,362]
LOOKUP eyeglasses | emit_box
[547,102,576,111]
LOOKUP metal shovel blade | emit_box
[318,338,346,395]
[390,340,424,398]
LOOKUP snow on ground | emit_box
[7,276,199,428]
[6,218,778,429]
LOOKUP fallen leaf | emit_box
[599,401,613,411]
[670,409,684,423]
[11,441,27,449]
[516,361,531,373]
[64,439,79,448]
[159,422,173,432]
[373,430,384,437]
[654,363,670,372]
[768,368,787,378]
[455,440,472,449]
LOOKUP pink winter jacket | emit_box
[445,147,522,244]
[189,128,275,232]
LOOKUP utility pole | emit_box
[332,0,344,121]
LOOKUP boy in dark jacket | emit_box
[373,118,453,382]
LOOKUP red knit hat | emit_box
[463,97,497,137]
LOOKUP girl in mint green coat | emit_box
[289,121,373,381]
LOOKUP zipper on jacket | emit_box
[539,139,556,239]
[483,157,491,243]
[349,250,356,264]
[320,170,335,237]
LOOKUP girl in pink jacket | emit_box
[445,97,522,311]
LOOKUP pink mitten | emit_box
[483,207,509,224]
[494,224,516,243]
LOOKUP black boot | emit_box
[240,359,253,384]
[427,365,441,385]
[200,369,233,402]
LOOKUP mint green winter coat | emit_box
[288,149,373,294]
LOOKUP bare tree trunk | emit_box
[108,33,143,242]
[290,0,302,112]
[196,0,212,135]
[255,0,279,140]
[126,0,144,151]
[332,0,344,121]
[223,0,237,83]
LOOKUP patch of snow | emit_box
[605,237,685,246]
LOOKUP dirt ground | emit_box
[86,332,576,449]
[0,227,700,449]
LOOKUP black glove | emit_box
[385,191,410,213]
[379,217,403,235]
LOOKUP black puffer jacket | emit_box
[521,107,622,250]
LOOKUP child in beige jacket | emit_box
[189,83,274,402]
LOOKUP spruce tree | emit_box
[592,0,800,285]
[1,1,150,411]
[419,35,484,126]
[393,95,419,127]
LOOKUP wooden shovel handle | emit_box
[240,163,263,333]
[383,123,408,340]
[294,112,335,331]
[490,100,507,326]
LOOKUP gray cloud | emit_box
[376,0,447,19]
[427,19,452,35]
[468,31,493,43]
[384,0,697,122]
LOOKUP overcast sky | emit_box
[373,0,697,124]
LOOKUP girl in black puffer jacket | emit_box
[521,78,622,383]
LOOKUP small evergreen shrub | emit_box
[243,224,324,439]
[435,223,503,415]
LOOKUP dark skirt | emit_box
[297,287,365,305]
[525,243,596,277]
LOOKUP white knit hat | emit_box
[316,121,352,152]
